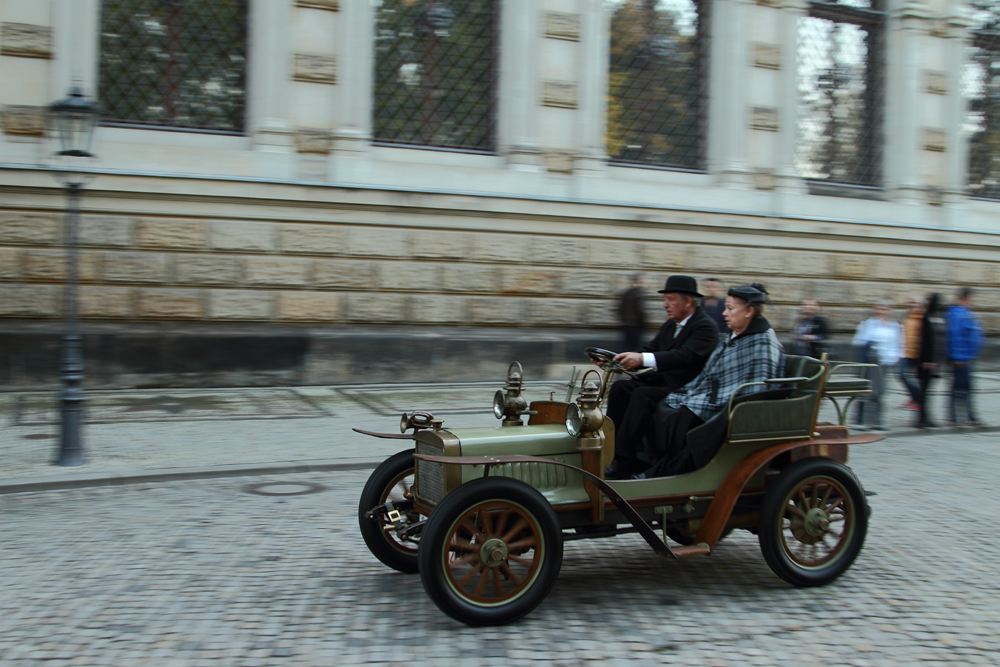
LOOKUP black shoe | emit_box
[604,459,629,480]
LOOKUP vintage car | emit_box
[357,349,882,626]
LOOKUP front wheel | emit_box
[418,477,563,626]
[358,449,423,574]
[758,457,868,587]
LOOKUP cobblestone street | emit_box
[2,430,998,666]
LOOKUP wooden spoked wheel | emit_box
[759,458,868,587]
[443,500,543,605]
[779,477,853,568]
[359,449,424,574]
[419,477,563,626]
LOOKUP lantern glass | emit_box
[48,87,100,158]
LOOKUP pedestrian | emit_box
[618,273,647,351]
[851,302,902,431]
[790,297,830,358]
[916,293,948,429]
[701,278,728,333]
[946,287,985,425]
[898,295,924,411]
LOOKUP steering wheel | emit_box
[584,347,638,378]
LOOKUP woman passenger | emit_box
[624,284,786,479]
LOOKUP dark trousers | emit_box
[898,358,921,403]
[607,379,672,472]
[949,363,977,423]
[917,366,936,426]
[647,404,705,478]
[622,326,643,352]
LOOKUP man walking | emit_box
[701,278,728,333]
[946,288,985,426]
[600,275,719,478]
[618,273,647,351]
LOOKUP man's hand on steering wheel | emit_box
[613,352,644,371]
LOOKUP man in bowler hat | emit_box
[600,275,720,479]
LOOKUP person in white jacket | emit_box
[852,302,903,430]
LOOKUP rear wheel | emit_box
[358,449,423,574]
[758,458,868,587]
[418,477,563,626]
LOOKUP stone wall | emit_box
[3,205,998,337]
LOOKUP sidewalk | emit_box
[3,372,998,494]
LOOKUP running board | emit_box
[671,544,712,558]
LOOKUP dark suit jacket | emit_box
[638,306,720,392]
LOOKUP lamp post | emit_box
[48,87,100,466]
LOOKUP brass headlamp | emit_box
[493,361,528,426]
[566,370,605,441]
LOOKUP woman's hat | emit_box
[657,275,702,297]
[728,283,769,304]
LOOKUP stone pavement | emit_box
[2,370,999,492]
[1,429,999,666]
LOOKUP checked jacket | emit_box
[665,317,786,422]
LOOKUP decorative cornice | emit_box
[752,43,781,70]
[1,105,46,136]
[544,12,580,41]
[293,54,337,84]
[0,22,53,59]
[542,81,578,109]
[750,106,779,132]
[295,0,339,10]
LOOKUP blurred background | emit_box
[1,0,998,388]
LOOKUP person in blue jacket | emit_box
[946,287,985,425]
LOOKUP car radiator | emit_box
[415,440,445,505]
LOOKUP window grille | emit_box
[373,0,500,152]
[797,1,885,188]
[607,0,709,170]
[965,2,1000,200]
[98,0,248,133]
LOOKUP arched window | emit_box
[373,0,500,152]
[607,0,709,170]
[98,0,248,133]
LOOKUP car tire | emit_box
[358,449,423,574]
[758,457,868,587]
[418,476,563,626]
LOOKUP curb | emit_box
[0,460,382,495]
[2,424,996,495]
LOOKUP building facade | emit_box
[1,0,998,383]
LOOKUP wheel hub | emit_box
[803,508,829,537]
[479,538,508,568]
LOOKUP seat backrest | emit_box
[726,354,826,443]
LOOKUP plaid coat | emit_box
[665,317,786,421]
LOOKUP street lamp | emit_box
[47,86,100,466]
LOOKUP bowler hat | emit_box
[657,275,702,297]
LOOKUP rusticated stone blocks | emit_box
[313,259,378,289]
[0,284,59,317]
[0,248,20,280]
[0,213,59,245]
[279,224,344,255]
[0,23,52,58]
[441,264,496,293]
[277,291,342,321]
[410,295,466,324]
[80,287,133,318]
[410,231,470,260]
[101,252,169,284]
[244,257,310,287]
[135,289,203,319]
[208,290,273,320]
[345,293,408,323]
[23,250,99,283]
[344,228,407,258]
[80,216,135,248]
[175,256,242,286]
[209,221,276,253]
[469,297,524,325]
[137,218,205,250]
